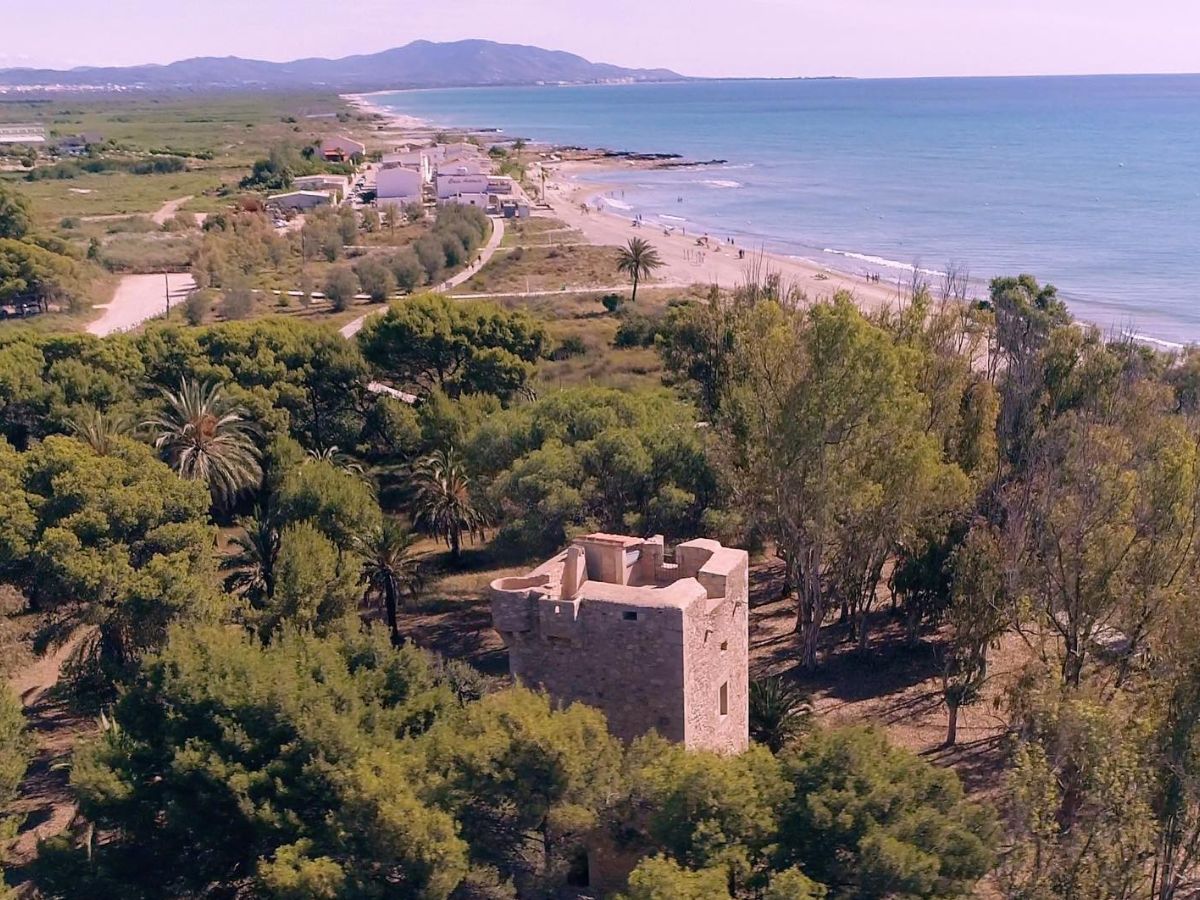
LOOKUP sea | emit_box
[371,76,1200,346]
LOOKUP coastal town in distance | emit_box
[3,6,1200,899]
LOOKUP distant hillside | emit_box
[0,40,684,91]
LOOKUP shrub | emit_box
[601,293,624,314]
[353,255,397,302]
[222,285,254,320]
[183,289,211,325]
[614,313,661,348]
[551,335,588,360]
[323,265,360,311]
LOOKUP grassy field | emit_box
[0,93,363,224]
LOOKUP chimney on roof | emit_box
[561,545,587,600]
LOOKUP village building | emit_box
[0,124,46,145]
[489,533,750,754]
[319,135,365,162]
[376,165,423,202]
[436,170,491,200]
[266,190,333,211]
[291,174,348,199]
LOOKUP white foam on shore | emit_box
[700,179,743,189]
[1130,333,1186,351]
[822,248,945,278]
[659,214,688,222]
[600,197,634,211]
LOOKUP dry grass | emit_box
[455,243,623,294]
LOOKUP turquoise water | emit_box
[374,77,1200,344]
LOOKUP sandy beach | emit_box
[540,160,904,310]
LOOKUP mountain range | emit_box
[0,40,684,91]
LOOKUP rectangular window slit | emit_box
[622,611,639,621]
[719,682,729,717]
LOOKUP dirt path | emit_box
[339,215,507,339]
[86,272,195,337]
[6,629,96,868]
[150,194,193,226]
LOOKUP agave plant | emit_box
[749,675,813,753]
[143,378,262,506]
[67,407,132,455]
[354,519,423,644]
[409,448,488,562]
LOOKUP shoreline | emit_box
[346,92,1190,349]
[345,92,906,312]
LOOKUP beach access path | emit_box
[543,161,902,311]
[86,272,195,337]
[339,214,506,339]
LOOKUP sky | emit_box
[2,0,1198,79]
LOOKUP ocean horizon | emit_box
[373,76,1200,345]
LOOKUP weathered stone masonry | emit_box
[489,533,749,754]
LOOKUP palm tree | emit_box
[221,508,280,605]
[306,445,366,477]
[68,407,132,455]
[616,236,664,303]
[355,519,423,644]
[143,378,262,506]
[749,676,813,753]
[410,448,488,563]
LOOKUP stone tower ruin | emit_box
[488,533,749,754]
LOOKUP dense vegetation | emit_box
[3,249,1200,898]
[0,184,90,314]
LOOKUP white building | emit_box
[292,174,348,199]
[0,124,46,145]
[436,171,491,200]
[267,190,333,211]
[487,175,514,195]
[441,193,491,209]
[376,166,423,202]
[381,150,433,183]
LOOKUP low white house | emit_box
[0,124,46,145]
[381,150,433,183]
[267,190,333,211]
[292,174,348,199]
[487,174,514,195]
[376,166,423,202]
[441,192,491,209]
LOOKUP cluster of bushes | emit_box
[24,155,186,181]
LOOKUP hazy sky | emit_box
[3,0,1198,78]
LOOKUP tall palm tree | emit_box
[143,378,262,506]
[616,236,664,304]
[355,519,423,644]
[749,676,813,754]
[221,508,280,606]
[410,448,488,563]
[67,407,132,455]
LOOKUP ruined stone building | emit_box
[489,533,749,754]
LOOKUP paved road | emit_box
[339,215,507,339]
[86,272,195,336]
